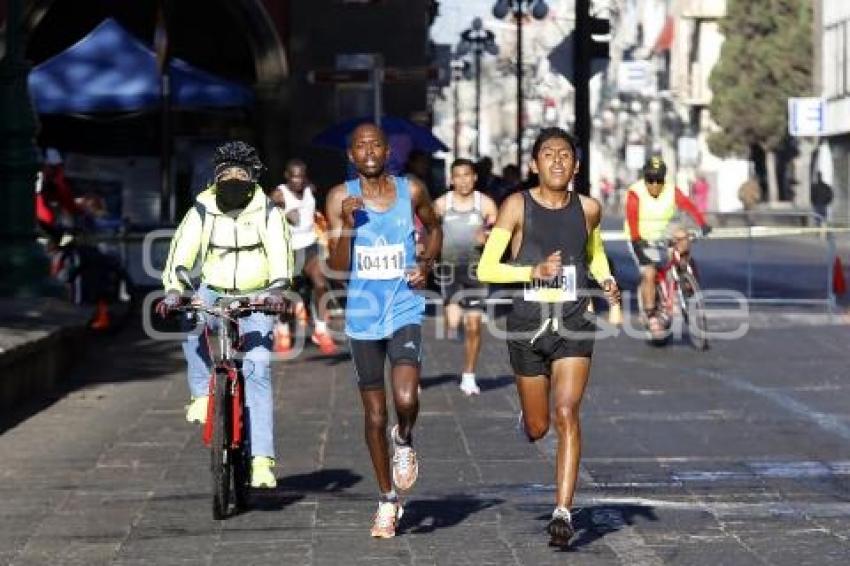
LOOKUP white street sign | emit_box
[788,97,825,137]
[617,61,653,93]
[626,144,646,170]
[677,136,699,166]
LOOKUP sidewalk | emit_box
[0,298,90,414]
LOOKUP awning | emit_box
[28,18,254,114]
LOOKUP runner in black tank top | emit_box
[508,188,592,335]
[476,128,620,549]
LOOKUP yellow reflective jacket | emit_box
[623,180,677,242]
[162,185,293,292]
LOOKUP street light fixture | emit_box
[457,17,499,160]
[492,0,548,168]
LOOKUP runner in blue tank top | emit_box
[325,123,442,539]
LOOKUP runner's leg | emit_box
[550,356,591,509]
[351,338,393,493]
[515,376,550,441]
[462,311,482,375]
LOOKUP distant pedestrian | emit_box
[738,178,762,211]
[811,172,833,223]
[691,174,710,214]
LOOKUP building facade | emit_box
[822,0,850,223]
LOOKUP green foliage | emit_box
[707,0,812,156]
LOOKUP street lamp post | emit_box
[450,58,472,159]
[457,18,498,160]
[0,0,49,296]
[493,0,548,168]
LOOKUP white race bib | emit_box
[523,265,577,303]
[354,243,406,280]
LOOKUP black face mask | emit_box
[216,179,254,213]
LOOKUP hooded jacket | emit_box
[162,184,292,292]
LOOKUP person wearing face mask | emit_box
[158,140,293,489]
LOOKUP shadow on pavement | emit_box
[251,468,363,512]
[400,495,504,534]
[536,504,659,552]
[419,372,458,390]
[477,374,515,392]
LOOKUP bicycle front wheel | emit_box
[680,272,709,351]
[211,368,231,520]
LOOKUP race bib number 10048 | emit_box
[354,243,406,280]
[523,265,577,303]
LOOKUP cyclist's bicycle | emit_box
[175,294,283,520]
[638,231,709,350]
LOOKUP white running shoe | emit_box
[370,500,403,538]
[185,396,208,424]
[459,373,480,396]
[390,425,418,491]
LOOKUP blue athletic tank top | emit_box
[344,175,425,339]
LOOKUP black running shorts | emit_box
[506,316,594,377]
[348,324,422,390]
[436,262,486,311]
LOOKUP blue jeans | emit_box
[182,285,275,458]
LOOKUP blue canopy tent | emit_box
[28,18,254,114]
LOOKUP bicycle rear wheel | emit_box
[211,368,231,520]
[679,272,709,351]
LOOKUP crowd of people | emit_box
[150,125,731,549]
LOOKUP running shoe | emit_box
[185,396,208,424]
[547,507,575,548]
[250,456,277,488]
[459,373,480,396]
[391,425,418,491]
[370,500,403,538]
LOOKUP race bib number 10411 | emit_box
[354,243,406,280]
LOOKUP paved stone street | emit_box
[2,300,850,565]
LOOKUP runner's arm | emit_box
[675,187,707,227]
[625,191,641,241]
[477,193,533,283]
[410,179,442,265]
[581,196,614,284]
[325,184,352,278]
[162,207,203,292]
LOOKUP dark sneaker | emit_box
[547,508,574,548]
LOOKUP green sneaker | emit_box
[251,457,277,488]
[185,396,208,424]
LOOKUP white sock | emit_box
[552,506,571,521]
[392,426,411,446]
[462,372,476,381]
[380,490,398,503]
[315,319,328,334]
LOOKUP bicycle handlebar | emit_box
[173,296,286,319]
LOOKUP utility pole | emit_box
[458,18,498,160]
[0,0,48,295]
[493,0,549,168]
[573,0,609,195]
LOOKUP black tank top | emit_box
[509,190,589,326]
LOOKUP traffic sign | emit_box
[308,66,439,85]
[617,61,652,93]
[788,97,825,137]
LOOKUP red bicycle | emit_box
[176,295,283,519]
[638,231,709,350]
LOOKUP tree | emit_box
[708,0,812,203]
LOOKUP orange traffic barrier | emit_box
[834,257,847,295]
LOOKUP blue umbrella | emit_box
[312,115,449,153]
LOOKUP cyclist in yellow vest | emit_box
[625,157,711,332]
[157,141,293,489]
